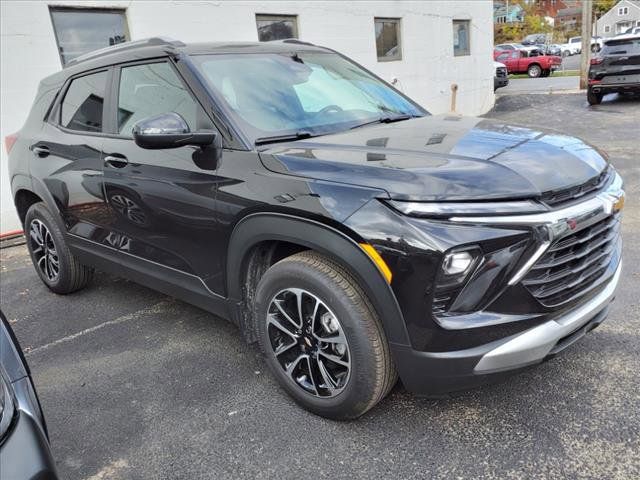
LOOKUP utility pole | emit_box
[580,0,593,90]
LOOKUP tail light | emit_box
[4,133,18,154]
[590,57,604,65]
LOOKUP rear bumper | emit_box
[392,262,621,396]
[590,82,640,94]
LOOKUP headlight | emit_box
[0,371,16,441]
[386,200,546,218]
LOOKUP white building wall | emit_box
[1,0,494,233]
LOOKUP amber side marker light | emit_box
[359,243,392,284]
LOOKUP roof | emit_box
[53,37,329,81]
[556,7,582,17]
[604,33,640,43]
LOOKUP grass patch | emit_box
[509,70,579,79]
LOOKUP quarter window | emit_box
[453,20,471,56]
[256,14,298,41]
[49,7,128,66]
[60,71,108,133]
[117,63,202,136]
[375,18,402,61]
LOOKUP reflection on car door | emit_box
[31,70,110,240]
[100,60,228,294]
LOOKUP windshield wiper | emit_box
[350,114,415,130]
[255,131,316,146]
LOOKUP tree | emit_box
[593,0,618,17]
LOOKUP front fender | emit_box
[226,212,411,346]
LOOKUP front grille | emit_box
[522,213,621,308]
[540,168,610,207]
[496,67,507,78]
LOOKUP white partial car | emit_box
[494,61,508,91]
[560,36,582,56]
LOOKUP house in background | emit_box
[532,0,582,19]
[555,6,583,30]
[595,0,640,37]
[494,2,524,24]
[0,0,495,234]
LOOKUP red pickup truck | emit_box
[494,49,562,77]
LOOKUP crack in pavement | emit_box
[25,300,172,356]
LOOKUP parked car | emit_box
[494,61,509,90]
[0,311,58,478]
[543,44,562,56]
[495,48,562,77]
[521,33,549,46]
[494,43,524,51]
[6,38,624,419]
[588,34,640,105]
[561,36,582,56]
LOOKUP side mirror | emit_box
[132,112,217,150]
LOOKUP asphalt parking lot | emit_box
[1,92,639,479]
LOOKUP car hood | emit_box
[259,115,608,201]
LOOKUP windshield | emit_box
[190,51,425,143]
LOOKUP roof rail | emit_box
[65,37,185,67]
[274,38,317,47]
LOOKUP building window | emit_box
[618,7,629,15]
[60,71,108,132]
[604,25,611,33]
[453,20,471,56]
[374,18,402,61]
[49,7,128,66]
[256,14,298,41]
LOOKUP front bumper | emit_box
[392,261,621,396]
[494,76,509,89]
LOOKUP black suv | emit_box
[7,38,624,419]
[588,34,640,105]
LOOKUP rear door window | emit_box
[60,70,108,133]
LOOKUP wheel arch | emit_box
[227,212,411,347]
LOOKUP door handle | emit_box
[31,145,50,157]
[104,155,128,168]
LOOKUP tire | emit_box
[587,89,603,105]
[528,64,542,78]
[25,202,94,294]
[255,250,397,420]
[562,50,570,57]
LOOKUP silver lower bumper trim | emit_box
[474,262,622,373]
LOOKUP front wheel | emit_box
[255,251,397,420]
[527,64,542,78]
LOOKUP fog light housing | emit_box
[442,251,475,276]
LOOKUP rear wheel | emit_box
[527,64,542,78]
[587,89,603,105]
[25,202,93,294]
[255,251,396,420]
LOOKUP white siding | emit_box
[1,0,494,233]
